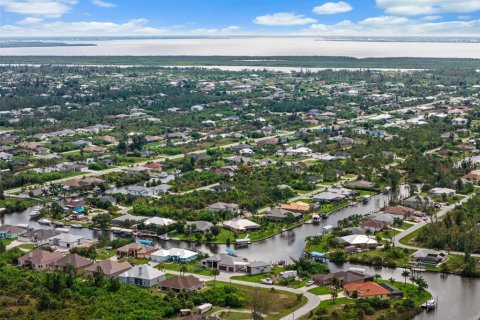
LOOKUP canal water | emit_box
[1,186,479,320]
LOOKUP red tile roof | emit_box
[344,281,391,297]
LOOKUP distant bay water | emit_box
[1,37,480,58]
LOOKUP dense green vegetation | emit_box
[2,55,480,69]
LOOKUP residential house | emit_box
[18,250,63,271]
[206,202,239,213]
[116,243,157,259]
[201,253,250,273]
[48,253,93,274]
[187,221,214,233]
[313,271,373,286]
[264,209,302,222]
[313,191,346,203]
[48,233,87,249]
[428,187,456,197]
[403,195,435,209]
[0,224,27,239]
[111,214,148,226]
[150,248,198,263]
[347,180,376,190]
[336,235,378,249]
[223,219,260,232]
[344,281,391,298]
[0,152,13,161]
[159,275,204,292]
[144,217,176,227]
[412,249,447,266]
[84,260,133,279]
[280,201,311,213]
[246,261,271,275]
[18,229,61,244]
[382,205,415,218]
[118,264,167,287]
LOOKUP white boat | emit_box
[423,298,437,310]
[29,206,42,218]
[38,218,51,225]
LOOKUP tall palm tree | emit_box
[211,269,220,286]
[179,263,188,277]
[401,270,411,285]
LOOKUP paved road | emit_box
[4,100,439,197]
[394,193,480,257]
[160,268,323,320]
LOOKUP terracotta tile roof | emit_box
[344,281,391,297]
[280,201,311,212]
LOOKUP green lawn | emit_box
[157,261,213,276]
[307,286,342,295]
[118,257,149,265]
[347,247,415,267]
[0,238,16,246]
[319,297,355,310]
[205,281,308,320]
[398,228,423,246]
[377,280,432,307]
[396,222,415,230]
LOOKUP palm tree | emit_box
[401,270,411,285]
[374,273,382,283]
[179,263,188,277]
[330,290,338,304]
[211,269,220,286]
[415,276,428,296]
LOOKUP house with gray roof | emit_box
[265,209,302,222]
[118,264,166,287]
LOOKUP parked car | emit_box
[261,278,273,285]
[306,280,315,287]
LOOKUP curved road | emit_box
[162,268,324,319]
[394,193,480,257]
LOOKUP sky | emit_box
[1,0,480,37]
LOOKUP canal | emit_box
[1,186,479,319]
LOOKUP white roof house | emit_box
[339,235,378,246]
[47,233,86,249]
[428,187,456,197]
[144,217,176,227]
[223,219,260,231]
[150,248,198,262]
[118,264,166,287]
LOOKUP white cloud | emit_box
[422,15,442,21]
[16,16,43,24]
[0,0,77,18]
[253,12,317,26]
[1,18,172,36]
[190,25,240,34]
[91,0,115,8]
[307,16,480,36]
[313,1,352,14]
[376,0,480,16]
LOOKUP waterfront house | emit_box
[313,270,373,287]
[347,180,375,190]
[17,229,61,244]
[336,235,378,249]
[222,218,260,232]
[47,233,87,249]
[111,214,148,226]
[280,201,311,213]
[0,224,27,239]
[313,191,346,203]
[186,221,213,233]
[265,209,302,222]
[118,265,166,288]
[18,250,63,271]
[403,195,435,209]
[344,281,391,298]
[412,249,447,266]
[144,217,176,227]
[159,275,204,292]
[150,248,198,263]
[84,260,133,279]
[382,205,415,218]
[116,243,157,259]
[246,261,271,275]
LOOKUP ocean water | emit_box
[1,37,480,58]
